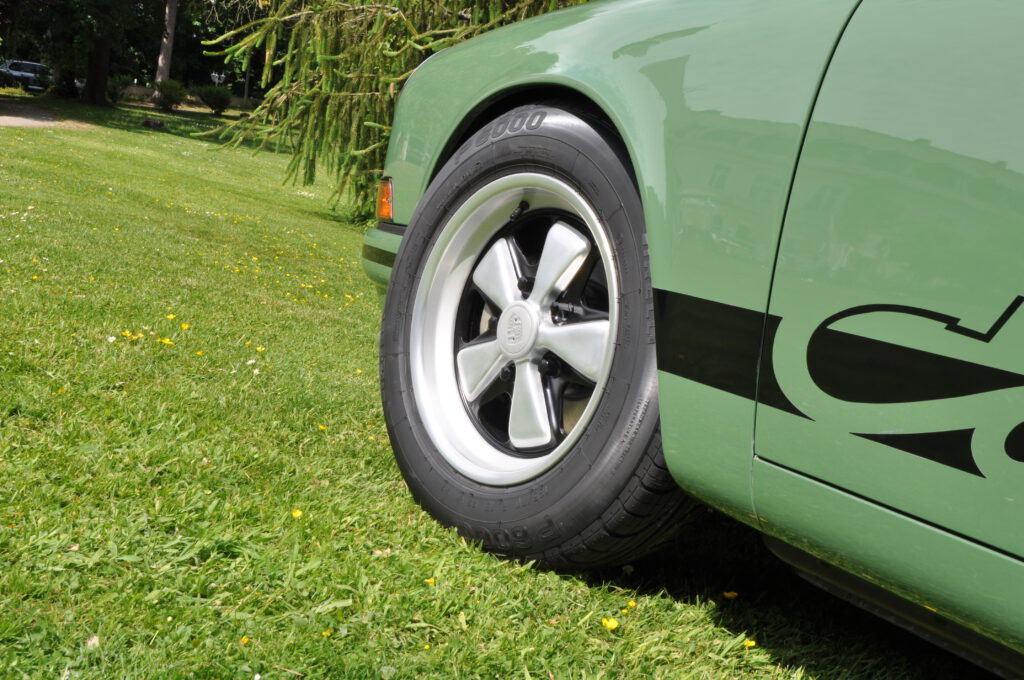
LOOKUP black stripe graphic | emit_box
[653,290,806,417]
[808,329,1024,403]
[855,429,983,477]
[653,288,1023,477]
[1007,423,1024,463]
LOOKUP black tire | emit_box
[380,102,696,568]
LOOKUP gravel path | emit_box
[0,98,91,128]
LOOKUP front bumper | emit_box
[361,221,406,293]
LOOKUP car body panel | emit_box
[756,0,1024,560]
[364,0,1024,662]
[362,227,400,293]
[753,459,1024,654]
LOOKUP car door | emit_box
[752,0,1024,648]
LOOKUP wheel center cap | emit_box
[496,302,539,359]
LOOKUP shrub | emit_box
[153,78,187,111]
[192,85,232,115]
[107,74,133,104]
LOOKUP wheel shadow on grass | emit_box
[584,509,1000,680]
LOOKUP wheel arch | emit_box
[427,85,641,198]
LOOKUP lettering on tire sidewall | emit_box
[457,515,561,552]
[474,110,547,147]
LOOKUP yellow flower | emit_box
[165,313,176,320]
[743,639,757,648]
[240,636,250,645]
[256,346,265,352]
[425,577,435,586]
[722,591,739,599]
[291,509,303,519]
[601,617,619,631]
[621,608,628,614]
[423,644,430,650]
[157,338,174,345]
[317,424,326,431]
[628,600,636,608]
[196,350,203,356]
[180,323,189,331]
[321,629,332,637]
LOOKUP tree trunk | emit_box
[0,0,23,58]
[81,38,112,105]
[242,60,251,107]
[154,0,179,82]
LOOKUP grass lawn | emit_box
[0,95,994,679]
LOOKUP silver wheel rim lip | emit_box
[410,173,620,486]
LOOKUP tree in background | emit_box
[0,0,256,103]
[154,0,179,83]
[210,0,588,216]
[1,0,164,102]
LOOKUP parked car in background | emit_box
[362,0,1024,676]
[0,60,51,92]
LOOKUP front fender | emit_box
[383,0,861,519]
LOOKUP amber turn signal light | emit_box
[376,178,394,221]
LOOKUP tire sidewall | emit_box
[380,104,659,557]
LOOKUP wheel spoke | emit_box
[456,339,506,402]
[509,360,553,449]
[529,222,591,307]
[473,238,520,312]
[538,319,611,382]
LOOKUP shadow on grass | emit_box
[582,510,999,680]
[5,94,282,153]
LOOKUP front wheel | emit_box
[380,103,696,568]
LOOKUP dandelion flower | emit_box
[318,424,326,431]
[321,630,332,637]
[601,617,619,631]
[628,600,636,608]
[291,509,303,519]
[425,577,435,586]
[256,346,265,352]
[621,608,628,614]
[157,337,174,345]
[240,636,250,645]
[743,639,757,648]
[166,313,176,320]
[423,644,430,650]
[196,350,203,356]
[180,323,189,331]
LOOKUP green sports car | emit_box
[361,0,1024,673]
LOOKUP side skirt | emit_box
[764,536,1024,679]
